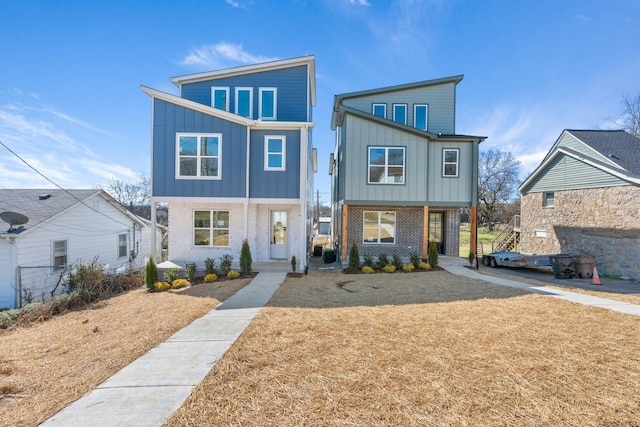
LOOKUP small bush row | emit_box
[349,242,437,274]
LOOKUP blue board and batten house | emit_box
[141,56,316,270]
[330,75,485,262]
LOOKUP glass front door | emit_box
[271,211,288,259]
[428,212,445,254]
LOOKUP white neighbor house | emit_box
[0,189,162,309]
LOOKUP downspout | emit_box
[244,126,250,242]
[149,97,157,262]
[300,124,309,272]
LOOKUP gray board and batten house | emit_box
[330,75,486,262]
[519,129,640,280]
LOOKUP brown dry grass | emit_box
[0,278,250,427]
[167,270,640,427]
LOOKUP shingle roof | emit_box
[0,189,100,233]
[567,130,640,177]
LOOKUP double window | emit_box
[393,104,407,125]
[443,149,459,177]
[368,147,405,184]
[194,210,230,247]
[363,211,396,244]
[211,87,229,111]
[265,136,286,171]
[176,133,221,179]
[118,233,128,258]
[259,88,277,120]
[235,87,253,118]
[53,240,67,270]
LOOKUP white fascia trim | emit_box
[252,120,315,130]
[248,198,301,205]
[170,56,316,87]
[518,147,640,193]
[152,196,249,205]
[141,85,255,126]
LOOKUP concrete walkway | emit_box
[40,271,287,427]
[439,256,640,316]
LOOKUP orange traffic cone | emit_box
[591,266,602,285]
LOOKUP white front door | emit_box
[270,210,288,259]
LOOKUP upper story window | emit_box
[393,104,407,125]
[368,147,405,184]
[543,192,555,208]
[372,103,387,118]
[53,240,67,270]
[211,87,229,111]
[235,87,253,118]
[414,104,428,130]
[118,233,128,258]
[259,87,277,120]
[194,210,230,247]
[176,133,221,179]
[265,136,286,171]
[363,211,396,244]
[443,149,459,177]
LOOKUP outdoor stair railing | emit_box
[491,215,521,252]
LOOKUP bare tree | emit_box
[620,92,640,137]
[107,173,150,215]
[478,149,521,231]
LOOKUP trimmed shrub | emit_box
[291,255,297,273]
[144,258,158,289]
[184,262,197,282]
[219,255,233,275]
[226,271,240,280]
[428,239,439,267]
[468,251,475,265]
[163,267,180,283]
[153,281,170,292]
[204,258,216,275]
[204,273,218,283]
[402,263,415,272]
[409,252,421,268]
[361,266,374,274]
[348,242,360,271]
[392,254,403,270]
[171,278,189,289]
[382,265,396,273]
[420,262,432,270]
[363,253,373,268]
[240,240,252,274]
[377,253,389,268]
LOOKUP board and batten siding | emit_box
[522,154,628,194]
[341,115,428,204]
[180,65,311,122]
[427,141,475,204]
[0,240,15,308]
[152,99,247,198]
[249,129,301,199]
[341,82,456,134]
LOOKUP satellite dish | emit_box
[0,211,29,232]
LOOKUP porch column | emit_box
[470,206,478,258]
[422,206,429,260]
[341,204,348,262]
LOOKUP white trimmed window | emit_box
[372,103,386,118]
[363,211,396,244]
[235,87,253,118]
[194,210,230,247]
[259,87,277,120]
[211,87,229,111]
[118,233,128,258]
[368,147,405,184]
[543,192,555,208]
[265,136,286,170]
[443,149,459,177]
[393,104,407,125]
[414,104,428,130]
[176,133,222,179]
[53,240,67,270]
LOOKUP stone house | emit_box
[518,129,640,280]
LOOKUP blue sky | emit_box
[1,0,639,205]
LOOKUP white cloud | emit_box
[349,0,371,6]
[180,42,278,70]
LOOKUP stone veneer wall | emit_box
[346,206,460,260]
[520,186,640,280]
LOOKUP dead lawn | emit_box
[166,270,640,426]
[0,278,250,427]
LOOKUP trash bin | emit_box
[549,254,575,279]
[322,248,336,264]
[573,255,595,279]
[313,244,323,257]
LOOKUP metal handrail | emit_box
[492,215,520,252]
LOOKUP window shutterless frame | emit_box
[368,146,405,184]
[414,104,428,130]
[362,211,396,244]
[264,135,286,171]
[211,86,230,111]
[393,104,407,125]
[193,210,230,247]
[442,148,459,177]
[175,133,222,179]
[372,103,387,118]
[259,87,277,120]
[118,233,128,258]
[235,87,253,118]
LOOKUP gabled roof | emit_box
[519,129,640,192]
[170,55,316,106]
[0,189,144,237]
